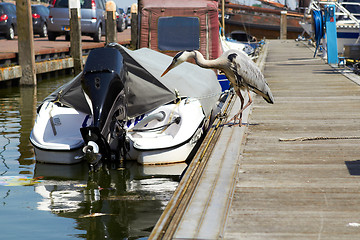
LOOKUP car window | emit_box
[0,6,4,15]
[53,0,104,10]
[10,4,16,15]
[96,0,104,10]
[3,5,9,14]
[54,0,68,8]
[10,4,16,14]
[34,6,48,16]
[3,4,14,15]
[31,6,36,13]
[42,6,49,15]
[80,0,91,9]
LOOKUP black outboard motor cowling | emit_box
[81,47,126,130]
[80,47,127,166]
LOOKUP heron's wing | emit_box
[229,50,274,104]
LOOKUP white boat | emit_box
[125,98,205,165]
[30,43,223,166]
[220,30,258,56]
[30,101,91,164]
[301,0,360,55]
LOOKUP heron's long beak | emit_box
[161,63,175,77]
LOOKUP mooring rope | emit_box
[279,136,360,142]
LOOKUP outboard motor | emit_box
[80,47,127,169]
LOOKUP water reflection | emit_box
[33,162,186,239]
[18,86,37,166]
[0,75,186,239]
[0,87,22,177]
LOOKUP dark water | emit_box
[0,75,185,240]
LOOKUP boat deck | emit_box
[150,39,360,239]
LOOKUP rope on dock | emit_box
[279,136,360,142]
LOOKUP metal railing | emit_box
[306,0,360,27]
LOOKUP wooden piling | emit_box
[130,3,138,49]
[106,1,117,45]
[70,8,83,75]
[106,11,117,44]
[280,11,287,39]
[16,0,36,85]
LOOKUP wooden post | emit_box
[16,0,36,85]
[130,3,138,49]
[106,1,117,45]
[70,7,83,75]
[221,0,225,36]
[280,11,287,39]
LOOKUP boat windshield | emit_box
[341,0,360,19]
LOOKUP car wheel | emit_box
[119,21,124,32]
[93,25,102,42]
[48,31,56,41]
[122,21,126,31]
[39,24,48,37]
[6,25,14,40]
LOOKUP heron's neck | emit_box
[193,51,221,69]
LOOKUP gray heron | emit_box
[161,50,274,126]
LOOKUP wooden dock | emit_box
[0,30,131,82]
[150,40,360,239]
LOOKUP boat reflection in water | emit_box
[33,162,186,239]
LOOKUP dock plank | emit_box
[223,40,360,239]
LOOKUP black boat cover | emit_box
[42,44,222,120]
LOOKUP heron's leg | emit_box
[239,89,253,114]
[226,89,253,126]
[226,89,244,126]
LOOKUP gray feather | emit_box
[227,50,274,104]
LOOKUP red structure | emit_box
[138,0,221,59]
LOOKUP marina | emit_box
[2,38,360,239]
[1,0,360,239]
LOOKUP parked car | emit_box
[118,8,128,29]
[32,5,49,37]
[47,0,106,42]
[0,2,17,40]
[116,8,126,32]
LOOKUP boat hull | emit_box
[33,146,83,164]
[225,14,303,39]
[337,26,360,55]
[223,3,304,40]
[129,140,198,165]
